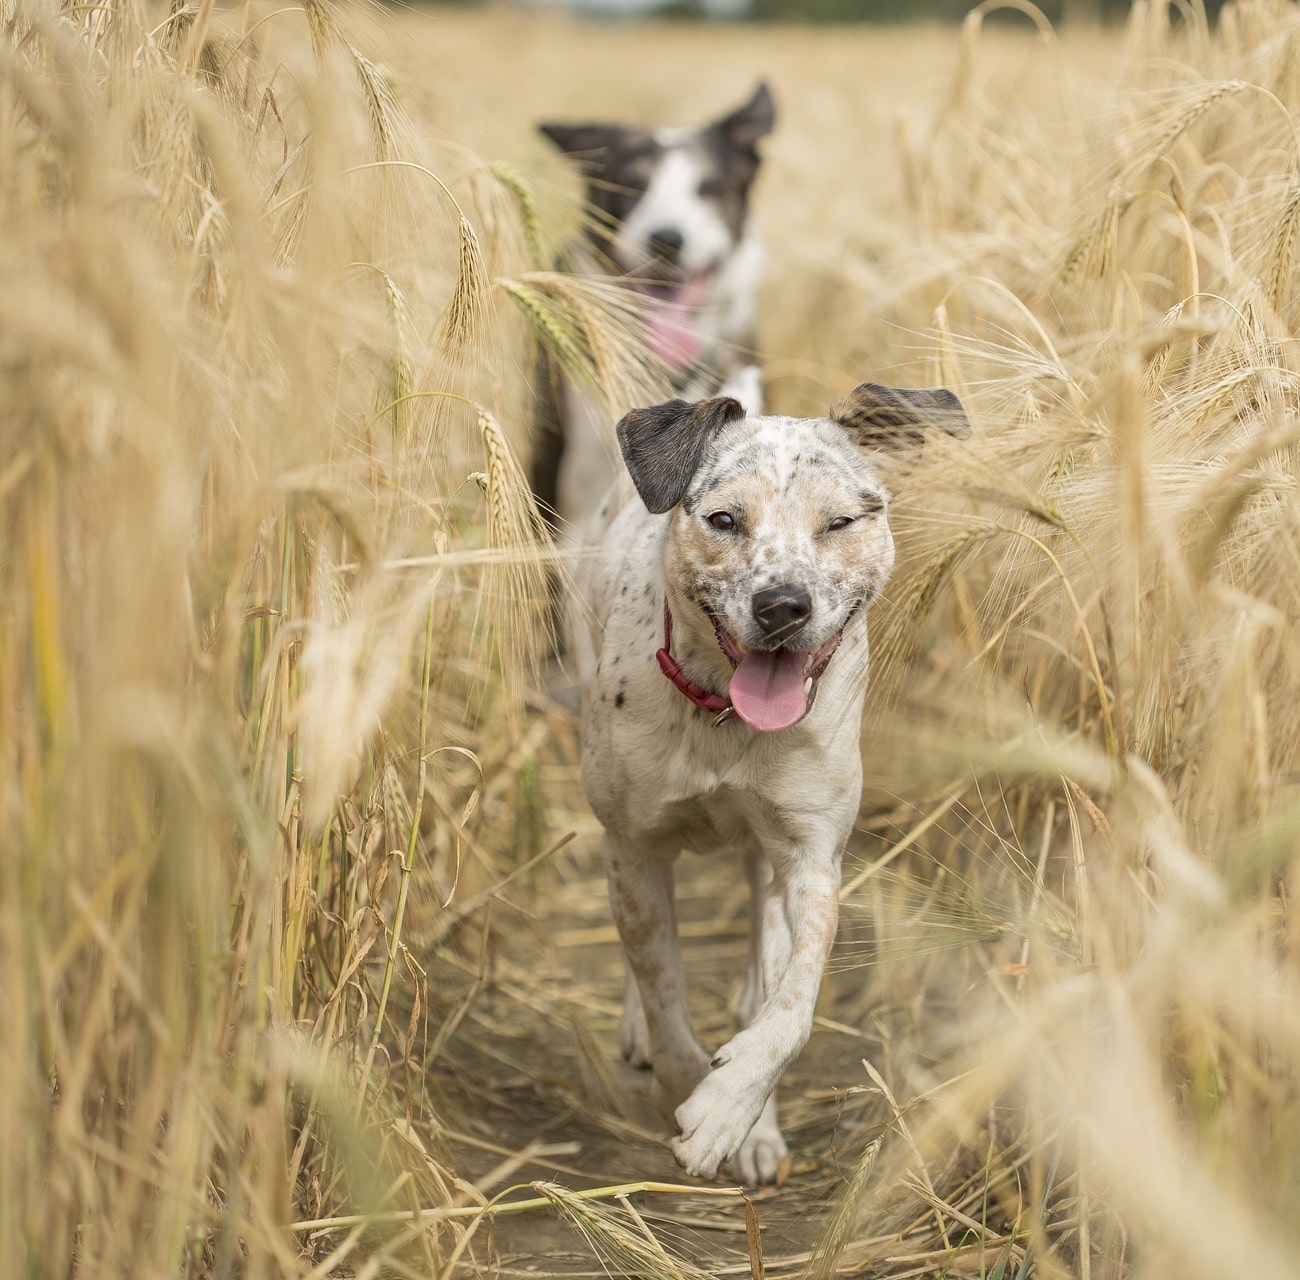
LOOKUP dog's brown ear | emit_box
[538,122,632,173]
[616,396,747,514]
[829,383,970,458]
[715,82,775,154]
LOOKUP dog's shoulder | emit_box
[580,484,660,628]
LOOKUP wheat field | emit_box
[4,0,1299,1276]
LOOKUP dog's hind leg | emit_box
[606,837,711,1117]
[735,848,773,1030]
[619,957,652,1069]
[730,1094,787,1185]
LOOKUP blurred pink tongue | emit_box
[644,277,709,367]
[728,650,808,732]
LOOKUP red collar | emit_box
[655,599,733,720]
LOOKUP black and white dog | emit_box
[532,83,776,534]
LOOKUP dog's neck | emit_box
[658,589,738,717]
[656,598,731,718]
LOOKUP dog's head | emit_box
[615,384,971,731]
[539,84,775,367]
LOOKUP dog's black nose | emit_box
[751,585,812,640]
[648,227,684,262]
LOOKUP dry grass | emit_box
[6,0,1300,1276]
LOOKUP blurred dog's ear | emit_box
[829,383,970,458]
[538,122,631,174]
[616,397,747,513]
[714,82,775,154]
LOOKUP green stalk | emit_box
[357,595,436,1107]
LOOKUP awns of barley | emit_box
[498,270,668,413]
[804,1138,880,1280]
[1265,177,1300,315]
[536,1184,713,1280]
[381,268,414,442]
[1057,191,1127,295]
[476,406,552,680]
[350,46,398,160]
[301,0,406,161]
[1119,80,1249,184]
[492,162,547,271]
[441,214,489,358]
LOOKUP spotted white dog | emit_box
[579,383,970,1183]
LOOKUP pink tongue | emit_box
[728,649,809,732]
[644,277,709,367]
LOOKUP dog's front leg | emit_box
[725,849,790,1183]
[605,838,711,1116]
[672,848,841,1180]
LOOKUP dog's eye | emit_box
[826,515,855,532]
[697,177,726,198]
[706,511,738,532]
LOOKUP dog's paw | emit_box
[728,1097,787,1185]
[671,1059,768,1181]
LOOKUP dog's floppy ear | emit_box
[715,82,775,154]
[616,396,747,514]
[829,383,970,458]
[538,122,631,174]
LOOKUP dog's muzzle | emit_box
[653,593,856,734]
[751,584,812,644]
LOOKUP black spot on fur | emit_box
[615,692,626,709]
[696,83,776,241]
[538,124,660,243]
[858,488,886,515]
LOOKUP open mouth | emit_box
[709,615,844,733]
[628,269,715,368]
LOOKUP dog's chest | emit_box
[646,774,799,856]
[584,689,861,861]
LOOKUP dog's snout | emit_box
[751,585,812,640]
[648,227,684,262]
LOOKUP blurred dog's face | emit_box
[539,84,774,366]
